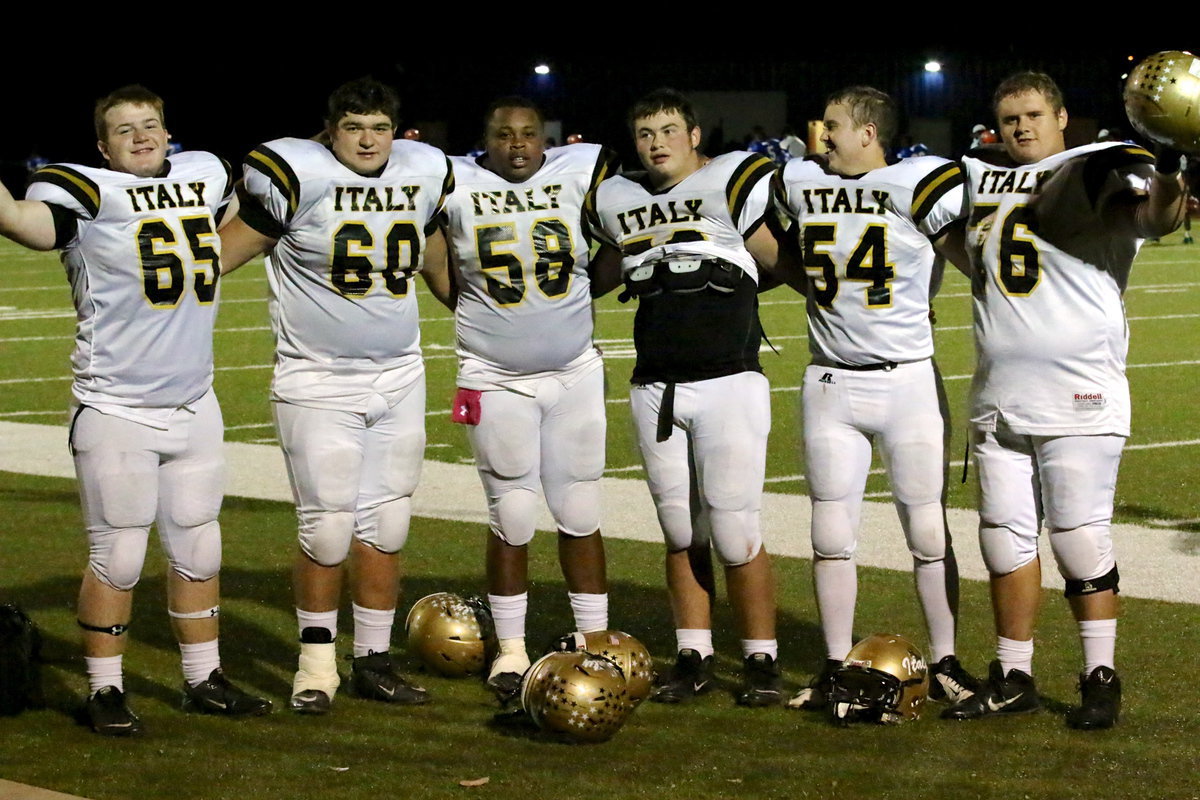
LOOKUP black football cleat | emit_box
[929,655,980,704]
[736,653,782,707]
[1066,666,1121,730]
[942,660,1040,720]
[649,648,714,704]
[183,668,272,716]
[87,686,143,736]
[351,652,429,705]
[786,658,841,711]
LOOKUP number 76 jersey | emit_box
[445,144,618,374]
[962,142,1154,436]
[774,155,965,365]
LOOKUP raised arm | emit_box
[0,179,59,251]
[1129,150,1188,238]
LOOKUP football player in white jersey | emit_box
[443,98,620,698]
[588,89,804,707]
[941,73,1186,729]
[776,87,978,711]
[218,78,454,714]
[0,85,270,735]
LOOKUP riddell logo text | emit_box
[1074,393,1103,401]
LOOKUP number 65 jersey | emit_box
[445,143,618,379]
[27,152,231,413]
[963,142,1155,436]
[774,155,965,365]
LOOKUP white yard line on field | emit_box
[2,420,1195,605]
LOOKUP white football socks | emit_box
[179,639,220,686]
[352,603,395,659]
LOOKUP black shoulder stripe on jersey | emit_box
[590,147,621,191]
[1081,145,1155,209]
[235,182,286,240]
[46,202,79,249]
[428,158,455,234]
[218,157,234,200]
[30,166,100,218]
[244,145,300,221]
[911,162,964,225]
[726,155,776,223]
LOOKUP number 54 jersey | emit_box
[445,143,618,377]
[239,138,452,370]
[27,152,231,411]
[774,155,965,365]
[963,142,1154,436]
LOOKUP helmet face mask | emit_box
[521,651,632,743]
[1124,50,1200,154]
[405,593,496,677]
[828,633,929,725]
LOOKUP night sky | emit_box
[0,43,1188,190]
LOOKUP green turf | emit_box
[1,235,1199,799]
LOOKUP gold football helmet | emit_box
[1124,50,1200,153]
[521,651,632,743]
[404,593,496,677]
[828,633,929,724]
[551,630,656,705]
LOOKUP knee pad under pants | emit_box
[975,429,1122,577]
[277,390,424,566]
[631,373,768,561]
[73,394,225,588]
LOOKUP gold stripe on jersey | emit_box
[589,147,620,192]
[911,162,964,226]
[725,154,775,223]
[31,166,101,218]
[244,145,301,221]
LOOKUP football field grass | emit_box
[0,234,1198,800]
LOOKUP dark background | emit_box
[0,43,1188,190]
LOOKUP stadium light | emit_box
[534,64,551,76]
[924,60,942,74]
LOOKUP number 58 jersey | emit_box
[27,152,231,411]
[774,155,965,365]
[445,143,618,376]
[963,142,1154,436]
[239,137,452,366]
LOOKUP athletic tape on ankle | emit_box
[168,605,220,620]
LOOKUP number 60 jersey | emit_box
[239,138,452,374]
[445,143,618,378]
[27,152,231,412]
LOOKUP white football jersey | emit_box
[963,141,1155,436]
[776,156,965,364]
[27,152,231,416]
[239,137,452,406]
[587,150,776,281]
[446,143,617,379]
